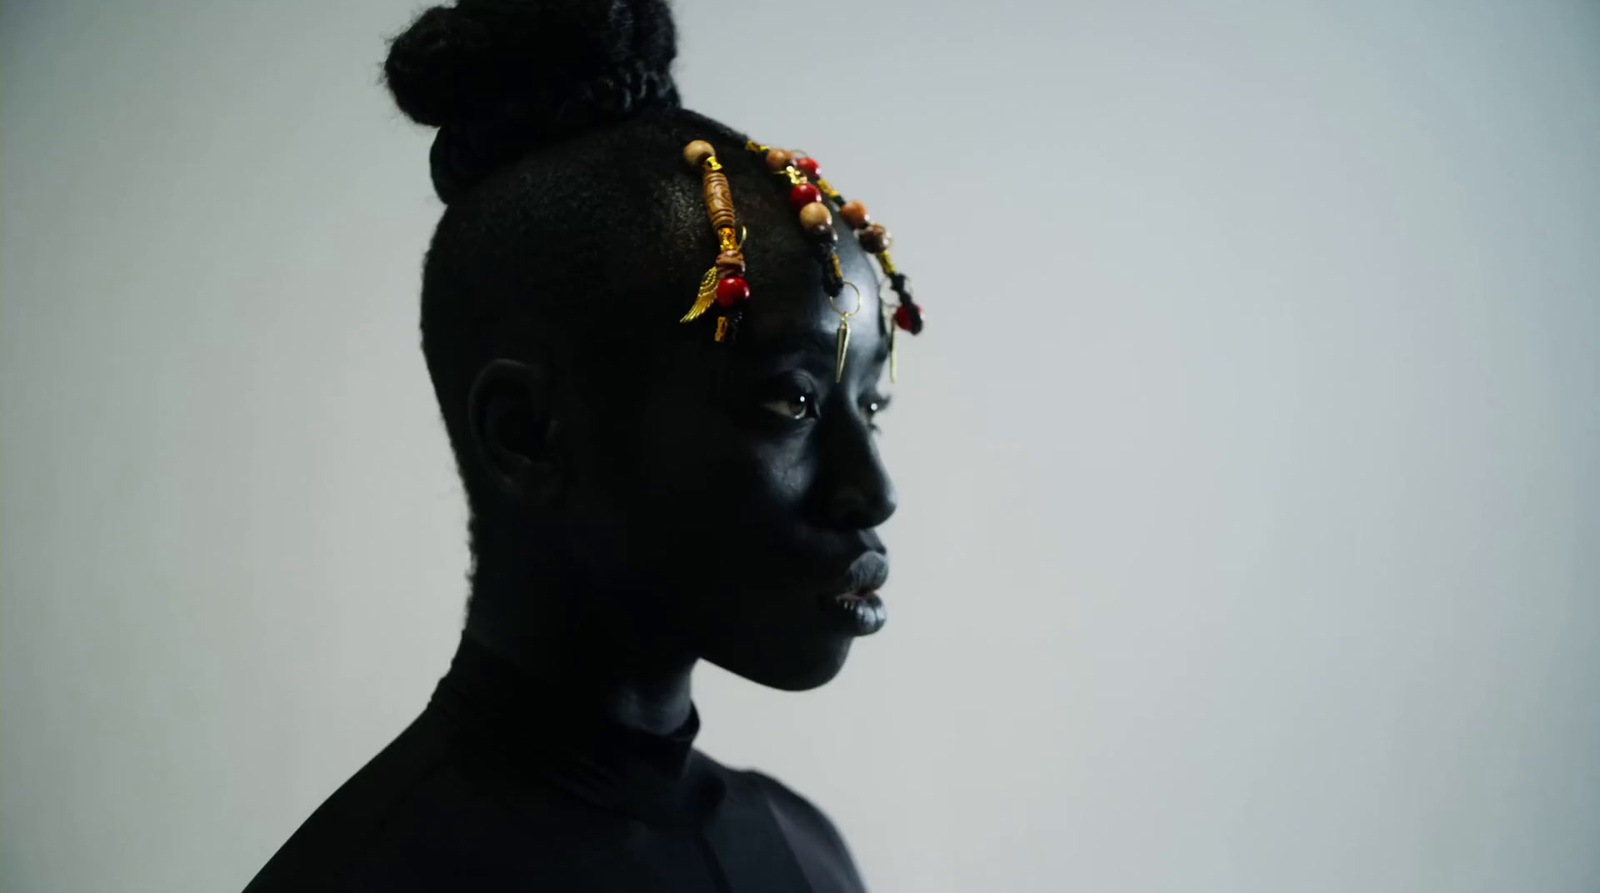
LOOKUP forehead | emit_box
[735,240,888,370]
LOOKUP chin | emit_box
[704,633,854,691]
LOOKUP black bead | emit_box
[890,273,914,304]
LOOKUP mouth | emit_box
[817,552,889,636]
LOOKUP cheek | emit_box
[624,411,820,578]
[645,431,815,531]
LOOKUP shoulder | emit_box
[241,709,454,892]
[243,709,568,893]
[720,762,868,892]
[738,768,848,843]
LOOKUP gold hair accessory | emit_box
[745,141,924,380]
[829,280,862,383]
[678,137,925,370]
[681,140,749,342]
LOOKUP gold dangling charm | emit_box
[830,281,863,383]
[882,297,899,384]
[836,317,851,383]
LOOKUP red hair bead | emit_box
[715,276,750,306]
[795,156,821,178]
[894,301,923,332]
[789,182,822,210]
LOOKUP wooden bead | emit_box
[839,200,870,229]
[798,200,832,230]
[765,148,794,172]
[683,140,715,168]
[858,222,892,253]
[715,250,746,275]
[703,170,736,231]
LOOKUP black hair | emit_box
[382,0,824,561]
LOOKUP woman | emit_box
[244,0,922,891]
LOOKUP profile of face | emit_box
[470,223,898,692]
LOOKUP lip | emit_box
[817,552,889,636]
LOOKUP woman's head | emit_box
[385,0,898,690]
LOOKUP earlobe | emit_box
[466,359,562,507]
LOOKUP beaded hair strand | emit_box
[679,140,750,343]
[681,138,925,381]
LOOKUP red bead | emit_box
[894,302,923,333]
[789,182,822,210]
[795,156,821,178]
[715,276,750,306]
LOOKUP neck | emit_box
[464,546,697,737]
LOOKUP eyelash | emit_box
[862,396,889,430]
[758,388,889,428]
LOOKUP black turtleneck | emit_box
[242,633,868,892]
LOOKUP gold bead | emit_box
[684,140,715,168]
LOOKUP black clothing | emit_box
[243,634,868,892]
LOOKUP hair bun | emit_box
[384,0,681,201]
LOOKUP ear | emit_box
[466,358,563,508]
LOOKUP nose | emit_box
[818,414,897,531]
[828,479,897,530]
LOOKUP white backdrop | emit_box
[3,1,1597,891]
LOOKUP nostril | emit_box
[830,487,867,527]
[830,485,896,530]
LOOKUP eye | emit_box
[861,393,892,427]
[759,387,817,421]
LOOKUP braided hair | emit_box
[382,0,829,558]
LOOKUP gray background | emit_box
[3,1,1597,891]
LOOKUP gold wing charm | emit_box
[680,266,720,323]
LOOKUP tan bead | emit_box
[858,222,892,254]
[798,200,832,231]
[765,148,794,172]
[703,170,736,231]
[716,249,746,275]
[683,140,715,168]
[839,200,870,229]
